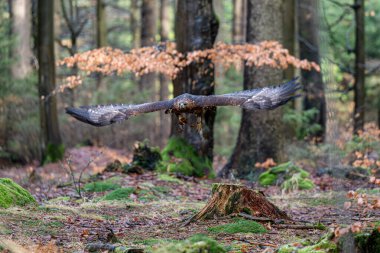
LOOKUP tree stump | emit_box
[187,184,289,223]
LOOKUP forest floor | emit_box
[0,146,379,252]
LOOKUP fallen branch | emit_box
[250,241,277,248]
[273,224,326,230]
[237,212,286,224]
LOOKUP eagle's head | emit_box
[174,94,196,111]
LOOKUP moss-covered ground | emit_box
[0,178,36,208]
[0,146,379,252]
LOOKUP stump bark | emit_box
[189,184,289,222]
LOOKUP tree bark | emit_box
[96,0,107,48]
[11,0,32,79]
[220,0,285,178]
[140,0,158,143]
[283,0,295,81]
[158,0,171,146]
[298,0,326,140]
[232,0,246,44]
[139,0,157,91]
[130,0,140,49]
[95,0,107,97]
[171,0,219,161]
[353,0,365,134]
[187,184,289,224]
[37,0,62,160]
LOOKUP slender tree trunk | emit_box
[130,0,140,49]
[298,0,326,140]
[220,0,284,178]
[139,0,157,91]
[353,0,365,134]
[171,0,219,161]
[38,0,62,160]
[283,0,295,81]
[232,0,246,44]
[95,0,107,99]
[11,0,32,79]
[158,0,171,146]
[140,0,158,143]
[96,0,107,48]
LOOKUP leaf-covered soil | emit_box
[0,146,379,252]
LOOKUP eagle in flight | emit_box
[66,78,301,127]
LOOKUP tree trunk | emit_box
[232,0,246,44]
[353,0,365,134]
[298,0,326,141]
[96,0,107,48]
[37,0,62,160]
[283,0,295,81]
[95,0,107,100]
[188,184,289,223]
[11,0,32,79]
[130,0,140,49]
[220,0,285,178]
[140,0,158,143]
[139,0,157,91]
[171,0,219,161]
[158,0,171,146]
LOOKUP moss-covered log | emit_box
[187,184,289,223]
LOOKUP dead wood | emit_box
[184,183,289,225]
[272,224,326,230]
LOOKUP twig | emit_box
[59,150,103,198]
[272,224,325,230]
[250,241,277,248]
[238,213,274,222]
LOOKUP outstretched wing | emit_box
[66,78,301,127]
[218,77,301,110]
[66,101,172,127]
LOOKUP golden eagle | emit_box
[66,78,300,127]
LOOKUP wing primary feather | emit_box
[241,78,301,110]
[66,100,172,127]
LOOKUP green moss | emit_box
[158,173,181,183]
[101,185,168,202]
[282,173,315,192]
[298,178,315,190]
[43,143,65,164]
[278,233,337,253]
[158,137,213,178]
[258,162,314,191]
[258,172,277,186]
[131,141,162,170]
[84,177,122,192]
[152,234,226,253]
[101,187,135,201]
[138,189,159,202]
[208,219,267,234]
[271,161,292,174]
[352,228,380,253]
[0,178,37,208]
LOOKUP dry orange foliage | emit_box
[56,41,320,96]
[255,158,277,169]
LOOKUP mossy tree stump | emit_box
[188,184,289,223]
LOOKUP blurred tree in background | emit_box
[221,0,286,178]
